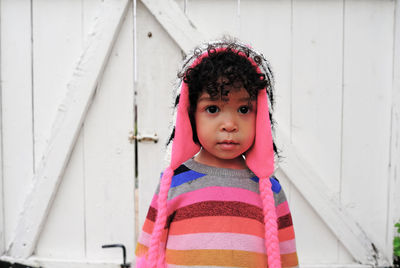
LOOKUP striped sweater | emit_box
[135,159,299,267]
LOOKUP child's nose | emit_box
[220,116,237,132]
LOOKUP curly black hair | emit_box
[168,43,279,156]
[184,48,267,143]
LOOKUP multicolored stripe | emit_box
[135,159,299,267]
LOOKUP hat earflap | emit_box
[245,88,281,268]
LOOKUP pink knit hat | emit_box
[140,40,280,268]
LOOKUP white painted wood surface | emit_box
[31,258,125,268]
[140,0,206,53]
[80,5,135,261]
[30,0,86,260]
[388,0,400,259]
[187,0,241,39]
[6,0,131,259]
[0,23,3,255]
[1,0,135,266]
[341,0,394,263]
[290,0,347,263]
[0,255,124,268]
[0,92,3,256]
[277,129,385,265]
[35,0,135,263]
[0,0,34,254]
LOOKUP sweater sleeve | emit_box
[134,185,170,267]
[273,178,299,268]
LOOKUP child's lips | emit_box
[217,140,239,150]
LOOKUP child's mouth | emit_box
[218,140,239,150]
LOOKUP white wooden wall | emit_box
[0,0,399,267]
[1,0,135,267]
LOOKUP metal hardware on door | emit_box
[128,131,158,143]
[101,244,130,268]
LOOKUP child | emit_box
[135,39,299,268]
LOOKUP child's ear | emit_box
[245,89,274,178]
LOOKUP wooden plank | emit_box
[0,0,3,253]
[1,255,125,268]
[388,0,400,260]
[35,135,86,259]
[292,0,343,193]
[133,0,139,245]
[32,257,125,268]
[185,0,240,40]
[33,259,122,268]
[31,0,85,259]
[341,0,394,264]
[6,0,130,259]
[300,265,374,268]
[277,129,386,265]
[136,0,184,233]
[290,0,346,263]
[140,0,206,53]
[0,256,39,267]
[0,0,34,253]
[0,63,3,256]
[84,2,135,261]
[32,0,83,173]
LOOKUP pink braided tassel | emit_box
[147,167,174,268]
[260,177,281,268]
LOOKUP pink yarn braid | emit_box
[259,177,281,268]
[147,167,174,268]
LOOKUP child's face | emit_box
[194,87,256,168]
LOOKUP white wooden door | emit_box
[1,0,136,267]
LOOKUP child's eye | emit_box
[206,106,219,114]
[238,106,251,114]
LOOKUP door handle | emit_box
[102,244,130,268]
[128,132,158,143]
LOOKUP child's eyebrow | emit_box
[237,97,257,103]
[238,97,254,102]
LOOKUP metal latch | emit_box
[128,131,158,143]
[102,244,130,268]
